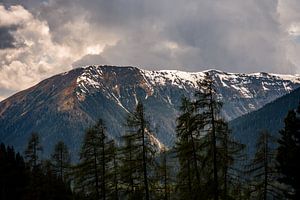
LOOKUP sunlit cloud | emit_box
[0,0,300,100]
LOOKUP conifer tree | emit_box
[74,119,113,200]
[156,148,172,200]
[247,130,279,200]
[277,107,300,199]
[175,97,202,200]
[119,133,142,198]
[24,132,43,169]
[106,140,120,200]
[119,101,156,200]
[175,73,245,200]
[1,143,74,200]
[194,73,222,200]
[51,141,71,181]
[0,143,27,200]
[217,119,245,200]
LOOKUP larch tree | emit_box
[156,148,172,200]
[74,119,113,200]
[175,97,203,200]
[277,106,300,199]
[24,132,43,169]
[106,140,120,200]
[175,73,245,200]
[247,130,279,200]
[119,134,141,198]
[216,119,245,200]
[51,141,71,182]
[119,101,156,200]
[194,73,222,200]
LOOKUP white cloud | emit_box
[288,23,300,36]
[0,4,115,95]
[1,0,300,100]
[0,5,32,26]
[277,0,300,71]
[0,5,74,92]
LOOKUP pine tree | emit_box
[194,73,222,200]
[175,97,203,200]
[119,133,142,198]
[247,130,279,200]
[175,73,245,200]
[74,119,113,200]
[156,148,173,200]
[0,143,74,200]
[119,101,156,200]
[24,132,43,169]
[277,107,300,199]
[51,141,71,181]
[217,119,245,200]
[0,143,27,200]
[106,140,120,200]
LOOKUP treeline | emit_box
[1,74,300,200]
[0,138,74,200]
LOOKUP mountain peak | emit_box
[2,64,300,157]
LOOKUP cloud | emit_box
[72,54,108,68]
[0,88,16,101]
[278,0,300,69]
[0,5,77,92]
[0,26,18,49]
[1,0,300,100]
[64,0,296,73]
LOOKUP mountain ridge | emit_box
[230,86,300,154]
[1,65,300,156]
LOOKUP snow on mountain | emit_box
[76,66,300,100]
[75,66,300,120]
[1,65,300,157]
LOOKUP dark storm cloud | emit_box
[1,0,300,100]
[0,26,17,49]
[0,0,43,9]
[0,0,297,73]
[37,0,290,73]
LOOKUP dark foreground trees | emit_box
[51,141,71,182]
[119,101,156,200]
[24,132,43,169]
[277,106,300,199]
[0,143,27,200]
[0,139,74,200]
[247,130,280,199]
[175,74,245,200]
[4,81,300,200]
[74,119,118,200]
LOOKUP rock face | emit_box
[1,65,300,156]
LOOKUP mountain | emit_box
[1,65,300,156]
[229,86,300,154]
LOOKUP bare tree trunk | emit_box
[142,126,150,200]
[264,133,268,200]
[93,145,100,200]
[210,87,219,200]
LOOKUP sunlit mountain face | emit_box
[1,65,300,156]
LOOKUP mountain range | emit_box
[1,65,300,156]
[230,86,300,154]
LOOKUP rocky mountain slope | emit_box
[1,65,299,156]
[230,86,300,155]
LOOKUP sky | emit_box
[0,0,300,100]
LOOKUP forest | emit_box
[1,74,300,200]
